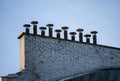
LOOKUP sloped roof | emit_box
[60,68,120,81]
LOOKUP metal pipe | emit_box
[39,27,47,36]
[61,26,69,40]
[76,28,84,42]
[84,34,91,43]
[70,32,77,41]
[46,24,54,37]
[55,29,62,39]
[23,24,31,34]
[91,31,98,44]
[31,21,38,35]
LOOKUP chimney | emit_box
[91,31,98,44]
[55,29,62,39]
[70,32,77,41]
[61,26,69,40]
[31,21,38,35]
[46,24,54,37]
[23,24,31,34]
[76,28,84,42]
[84,34,91,43]
[39,27,47,36]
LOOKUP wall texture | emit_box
[1,33,120,81]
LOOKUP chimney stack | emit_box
[76,28,84,42]
[91,31,98,44]
[39,27,47,36]
[70,32,77,41]
[31,21,38,35]
[84,34,91,43]
[46,24,54,37]
[55,29,62,39]
[23,24,31,34]
[61,26,69,40]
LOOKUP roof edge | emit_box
[18,32,25,39]
[17,33,120,50]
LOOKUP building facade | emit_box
[1,21,120,81]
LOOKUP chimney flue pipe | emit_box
[23,24,31,34]
[31,21,38,35]
[70,32,77,41]
[39,27,47,36]
[76,28,84,42]
[84,34,91,43]
[55,29,62,39]
[61,26,69,40]
[46,24,54,37]
[91,31,98,44]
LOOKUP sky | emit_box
[0,0,120,76]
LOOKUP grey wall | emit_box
[1,34,120,81]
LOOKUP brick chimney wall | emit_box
[15,33,120,81]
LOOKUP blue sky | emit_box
[0,0,120,76]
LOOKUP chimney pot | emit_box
[39,27,47,30]
[31,21,38,25]
[31,21,38,35]
[23,24,31,27]
[91,31,98,34]
[46,24,54,37]
[39,27,47,36]
[46,24,54,27]
[61,26,69,40]
[76,28,84,32]
[84,34,91,38]
[55,29,62,32]
[55,29,62,39]
[70,32,77,41]
[23,24,31,34]
[76,28,84,42]
[70,32,77,36]
[62,26,69,30]
[91,31,98,44]
[84,34,91,43]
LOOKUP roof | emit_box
[59,68,120,81]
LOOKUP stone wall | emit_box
[1,33,120,81]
